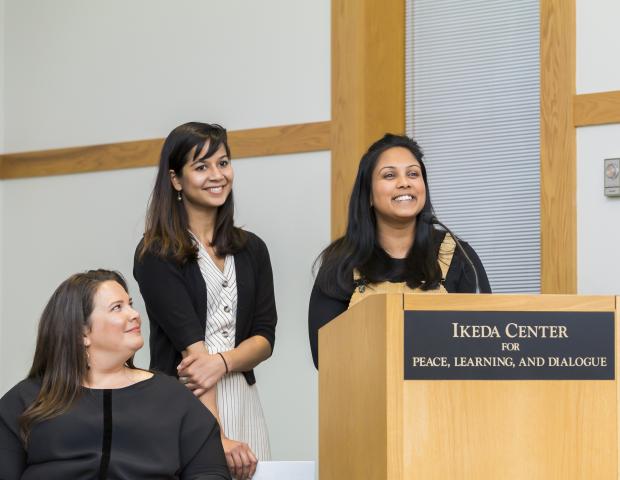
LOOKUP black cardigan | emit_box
[133,231,277,385]
[308,233,491,368]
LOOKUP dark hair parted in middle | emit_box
[140,122,246,264]
[315,133,442,297]
[20,269,132,443]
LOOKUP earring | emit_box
[86,349,91,370]
[177,190,182,202]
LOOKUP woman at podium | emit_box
[308,134,491,368]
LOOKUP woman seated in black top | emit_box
[308,134,491,368]
[0,269,230,480]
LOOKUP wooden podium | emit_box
[318,293,619,479]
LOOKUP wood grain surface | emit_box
[540,0,577,294]
[331,0,405,238]
[0,121,331,179]
[573,90,620,127]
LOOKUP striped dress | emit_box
[195,241,271,460]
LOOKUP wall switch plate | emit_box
[604,158,620,197]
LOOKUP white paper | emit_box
[252,460,315,480]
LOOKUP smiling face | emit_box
[83,281,143,361]
[169,142,233,211]
[371,146,427,224]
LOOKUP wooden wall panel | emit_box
[403,293,618,479]
[331,0,405,238]
[574,90,620,127]
[405,380,616,478]
[0,121,331,180]
[540,0,576,293]
[319,294,391,479]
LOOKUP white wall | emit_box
[576,0,620,94]
[576,0,620,295]
[577,125,620,294]
[1,151,329,460]
[0,180,3,390]
[1,167,157,372]
[0,0,6,390]
[4,0,330,151]
[232,151,329,460]
[0,0,330,463]
[0,0,4,150]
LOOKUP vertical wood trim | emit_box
[540,0,576,293]
[319,295,390,479]
[331,0,405,238]
[616,296,620,479]
[386,294,404,480]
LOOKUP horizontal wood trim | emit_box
[0,138,165,180]
[404,293,616,312]
[0,121,331,180]
[573,90,620,127]
[229,121,331,158]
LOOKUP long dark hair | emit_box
[20,270,134,443]
[139,122,246,264]
[316,134,442,297]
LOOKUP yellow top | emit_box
[348,233,456,308]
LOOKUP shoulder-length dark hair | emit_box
[316,133,442,296]
[20,269,134,443]
[139,122,246,264]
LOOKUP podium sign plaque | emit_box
[404,310,615,380]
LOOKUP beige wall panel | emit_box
[403,293,617,478]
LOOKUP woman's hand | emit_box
[222,437,257,480]
[177,350,227,396]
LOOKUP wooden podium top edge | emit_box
[403,293,617,312]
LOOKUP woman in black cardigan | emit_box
[134,122,277,480]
